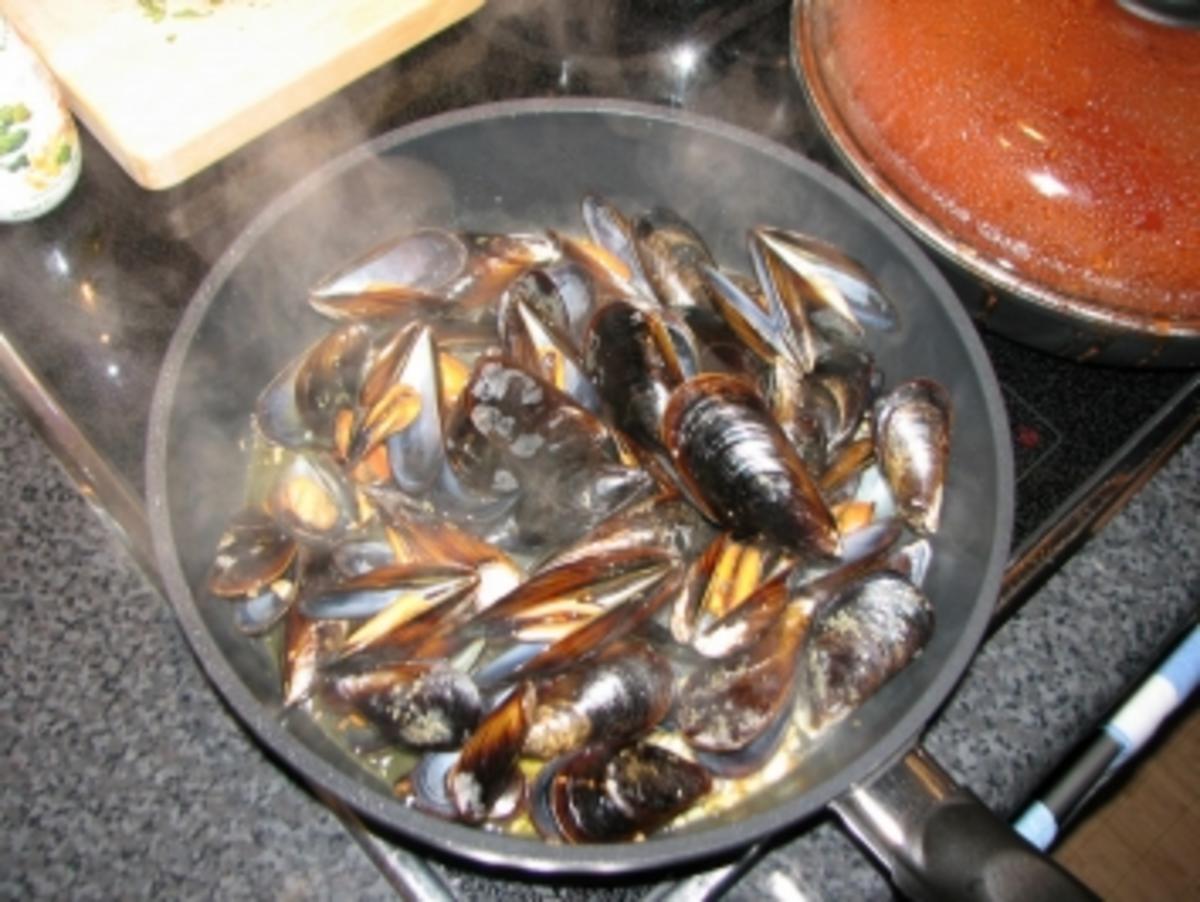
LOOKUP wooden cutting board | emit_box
[0,0,482,189]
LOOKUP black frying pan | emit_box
[147,99,1087,897]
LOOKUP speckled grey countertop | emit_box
[2,385,1196,900]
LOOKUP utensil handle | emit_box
[831,746,1098,902]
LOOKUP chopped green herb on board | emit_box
[138,0,167,23]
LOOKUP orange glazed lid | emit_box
[803,0,1200,332]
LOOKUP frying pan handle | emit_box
[831,747,1098,901]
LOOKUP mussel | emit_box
[633,206,721,311]
[499,293,601,413]
[524,640,674,759]
[804,572,934,730]
[445,681,536,822]
[309,228,559,320]
[676,603,812,755]
[751,226,899,337]
[583,299,692,449]
[208,508,297,599]
[255,322,374,451]
[325,661,482,750]
[268,452,361,545]
[445,355,653,547]
[298,561,478,620]
[533,741,712,843]
[580,195,656,302]
[873,379,952,535]
[662,373,840,557]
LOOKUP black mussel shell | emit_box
[805,573,934,729]
[295,322,374,444]
[584,300,688,449]
[633,206,720,311]
[873,379,952,535]
[537,742,711,843]
[268,452,360,545]
[299,561,478,620]
[446,682,536,822]
[523,640,675,760]
[208,508,297,599]
[677,604,808,754]
[326,662,482,750]
[662,373,840,557]
[231,575,297,636]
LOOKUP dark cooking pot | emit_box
[147,99,1088,897]
[793,0,1200,368]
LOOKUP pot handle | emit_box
[831,747,1098,902]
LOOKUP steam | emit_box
[163,0,839,636]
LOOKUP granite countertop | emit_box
[2,383,1196,899]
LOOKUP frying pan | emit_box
[147,99,1088,897]
[792,0,1200,368]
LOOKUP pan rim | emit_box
[145,96,1014,876]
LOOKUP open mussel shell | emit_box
[692,693,795,779]
[808,347,878,452]
[537,492,715,575]
[381,325,446,495]
[207,508,297,599]
[254,353,316,450]
[580,195,656,301]
[310,228,470,313]
[748,232,821,374]
[446,355,607,494]
[676,603,811,754]
[445,354,653,549]
[252,322,373,452]
[295,323,375,443]
[497,268,571,342]
[268,452,360,545]
[873,378,952,535]
[489,560,684,684]
[410,750,526,823]
[445,682,536,822]
[687,566,793,660]
[308,228,558,320]
[662,372,840,558]
[281,608,348,708]
[299,561,478,620]
[751,226,899,336]
[231,572,298,636]
[501,295,601,413]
